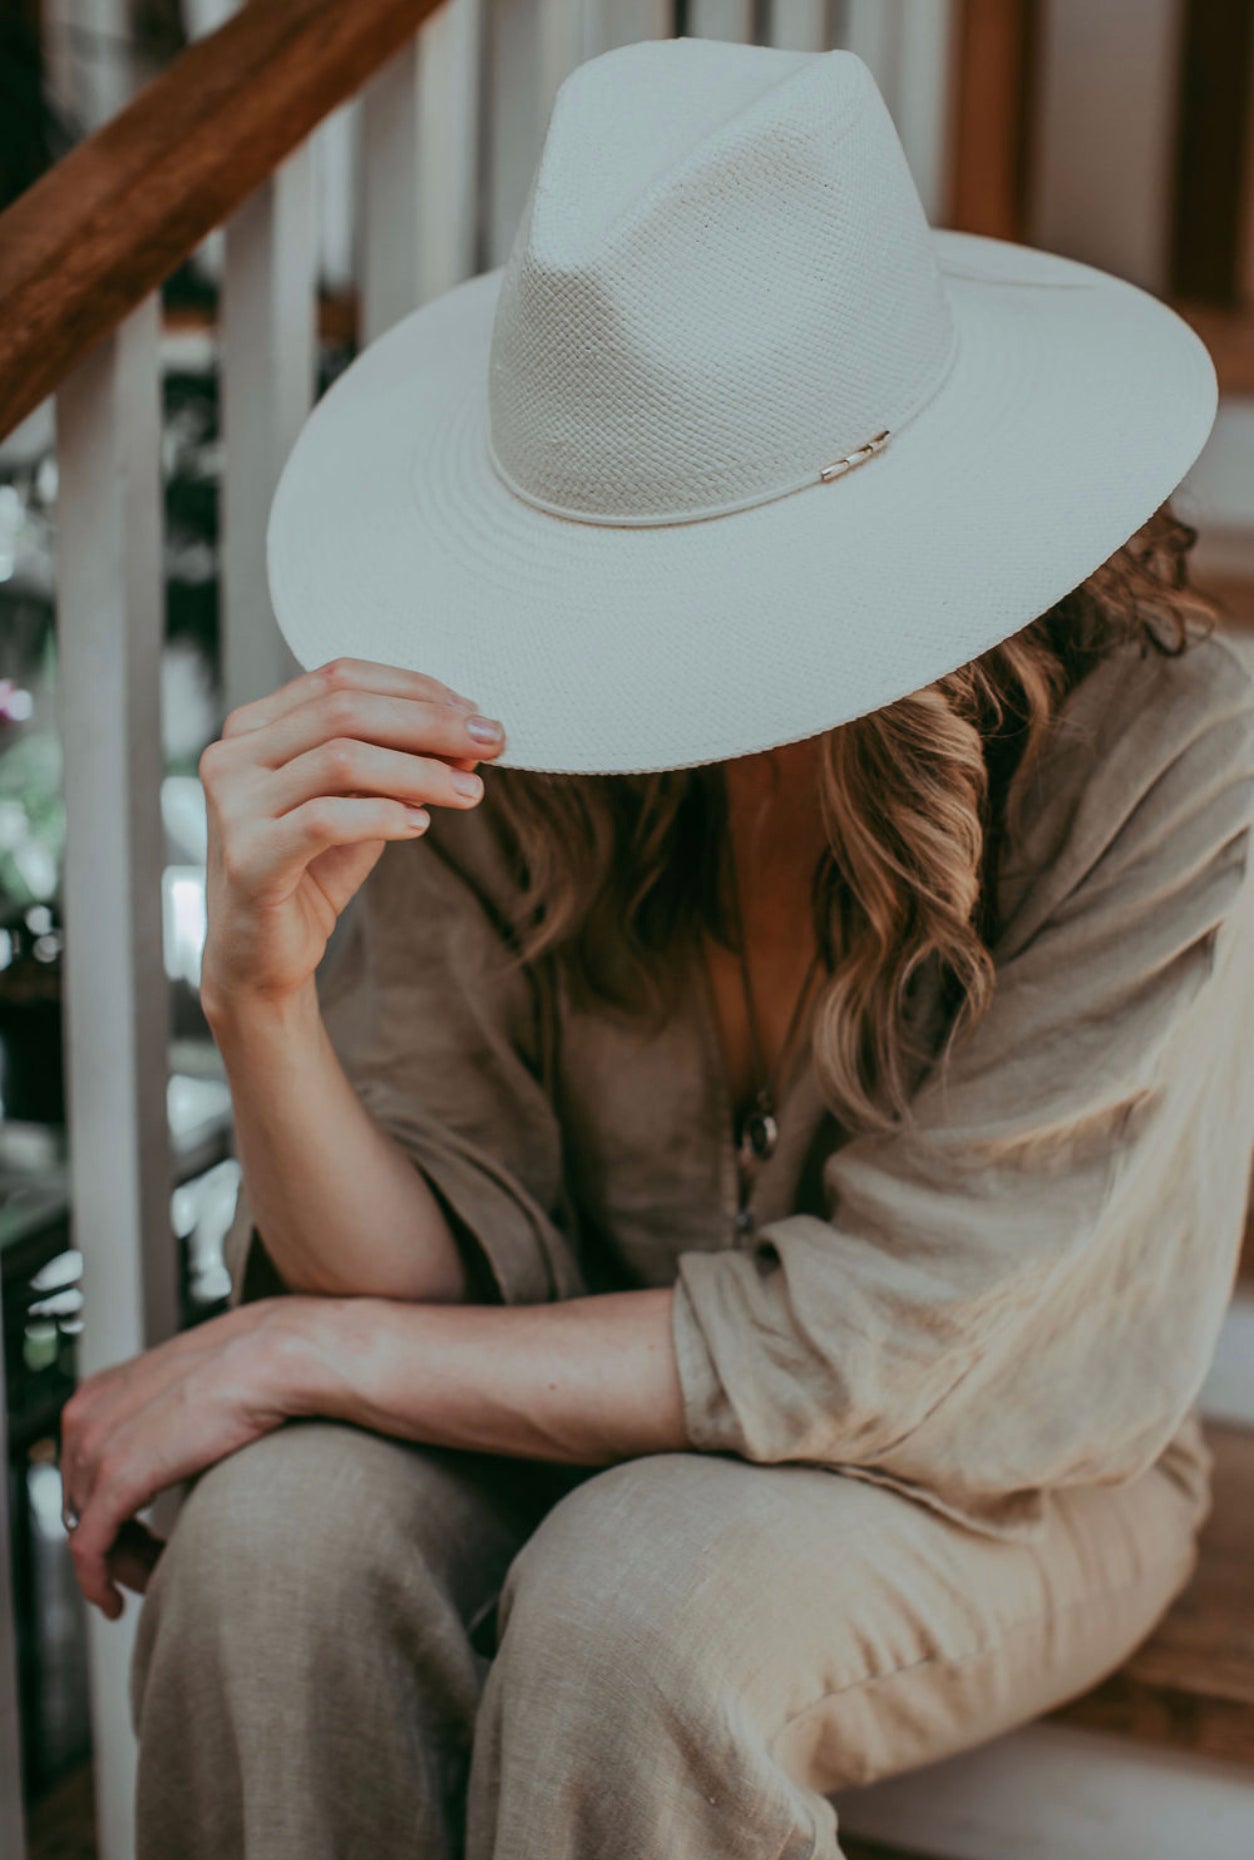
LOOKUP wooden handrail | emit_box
[0,0,443,440]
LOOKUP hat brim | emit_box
[267,229,1217,775]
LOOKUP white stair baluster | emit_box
[766,1,831,53]
[316,100,361,298]
[537,0,588,120]
[689,0,754,40]
[841,0,898,95]
[888,0,956,225]
[584,0,673,56]
[221,149,316,713]
[362,0,484,345]
[418,0,486,306]
[484,0,578,271]
[56,289,175,1860]
[361,37,425,340]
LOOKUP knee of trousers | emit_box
[129,1419,458,1728]
[484,1447,1210,1812]
[488,1453,774,1747]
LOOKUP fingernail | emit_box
[448,692,479,712]
[466,715,504,745]
[451,770,483,799]
[405,807,430,831]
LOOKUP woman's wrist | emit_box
[249,1294,383,1424]
[200,971,322,1051]
[248,1293,477,1442]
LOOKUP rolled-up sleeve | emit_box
[226,810,586,1309]
[671,648,1254,1527]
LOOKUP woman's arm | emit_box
[206,982,472,1303]
[194,654,518,1302]
[281,1286,688,1464]
[58,1287,688,1617]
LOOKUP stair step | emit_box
[836,1720,1254,1860]
[1049,1421,1254,1764]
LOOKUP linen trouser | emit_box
[129,1413,1211,1860]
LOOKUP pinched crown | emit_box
[487,40,956,527]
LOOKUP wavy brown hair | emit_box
[485,502,1220,1134]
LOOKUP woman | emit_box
[60,38,1254,1860]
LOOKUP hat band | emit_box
[485,315,962,529]
[486,432,899,528]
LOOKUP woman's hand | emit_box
[57,1300,310,1619]
[197,657,507,1018]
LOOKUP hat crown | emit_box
[487,39,957,526]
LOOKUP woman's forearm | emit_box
[272,1285,689,1464]
[207,982,473,1303]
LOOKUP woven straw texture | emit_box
[489,41,955,522]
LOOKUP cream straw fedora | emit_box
[266,36,1218,775]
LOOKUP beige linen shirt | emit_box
[226,627,1254,1542]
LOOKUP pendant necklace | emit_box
[725,830,825,1174]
